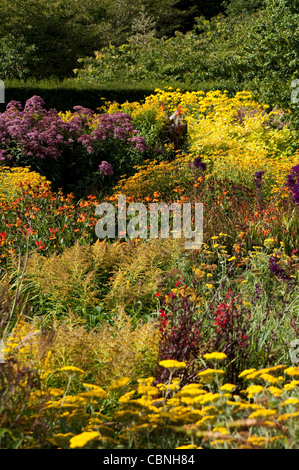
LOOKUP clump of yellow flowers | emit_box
[109,88,298,199]
[21,351,299,449]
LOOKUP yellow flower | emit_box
[107,377,131,391]
[175,444,200,449]
[246,385,264,399]
[239,369,256,378]
[284,367,299,377]
[137,385,159,396]
[205,284,215,289]
[212,427,228,435]
[159,360,186,369]
[281,398,299,406]
[248,409,277,419]
[79,390,108,399]
[203,352,227,362]
[227,256,236,261]
[69,431,99,449]
[267,386,284,397]
[259,374,282,385]
[197,368,225,377]
[60,366,84,374]
[247,436,267,447]
[278,411,299,422]
[119,390,136,403]
[283,380,299,391]
[220,383,236,392]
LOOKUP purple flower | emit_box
[269,255,289,281]
[251,283,261,306]
[286,164,299,206]
[99,161,113,176]
[193,157,206,172]
[254,171,264,189]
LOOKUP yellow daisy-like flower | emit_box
[248,409,277,419]
[203,352,227,362]
[159,360,187,369]
[69,431,99,449]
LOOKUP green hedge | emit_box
[0,78,242,112]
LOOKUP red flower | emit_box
[35,240,46,250]
[155,292,161,298]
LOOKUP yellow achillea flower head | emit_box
[107,377,131,391]
[212,427,228,435]
[119,390,136,403]
[283,380,299,391]
[281,398,299,406]
[284,367,299,377]
[278,411,299,422]
[159,360,186,369]
[79,390,108,399]
[248,409,277,419]
[220,383,236,392]
[197,369,225,377]
[246,385,264,399]
[203,352,227,362]
[69,431,99,449]
[267,386,284,397]
[247,436,267,447]
[259,374,282,385]
[137,385,159,396]
[239,369,256,378]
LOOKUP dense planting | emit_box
[0,85,299,449]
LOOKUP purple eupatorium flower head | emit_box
[99,161,113,176]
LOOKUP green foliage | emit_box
[0,0,204,79]
[74,0,298,117]
[0,35,36,80]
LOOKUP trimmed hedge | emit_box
[0,78,243,112]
